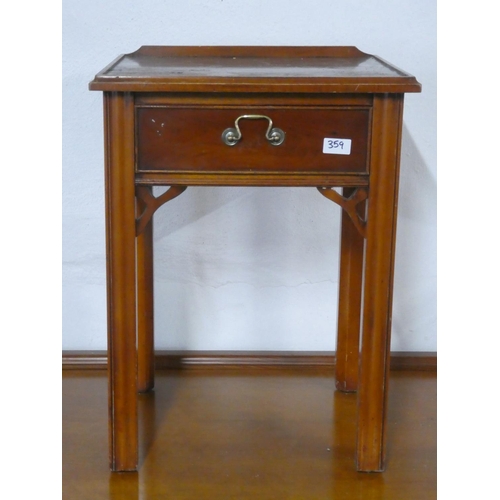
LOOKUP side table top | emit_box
[89,46,421,94]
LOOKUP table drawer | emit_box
[136,107,371,174]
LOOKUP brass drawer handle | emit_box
[222,114,285,146]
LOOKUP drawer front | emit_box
[136,107,370,174]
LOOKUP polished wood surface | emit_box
[63,368,436,499]
[136,106,370,174]
[90,46,422,472]
[136,194,154,393]
[134,92,374,188]
[62,350,438,371]
[356,94,404,471]
[335,187,365,392]
[104,92,138,471]
[89,46,421,93]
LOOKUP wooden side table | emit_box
[89,46,421,472]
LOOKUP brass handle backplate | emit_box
[222,114,285,146]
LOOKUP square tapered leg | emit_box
[104,92,139,472]
[137,202,155,393]
[336,187,365,393]
[356,94,403,472]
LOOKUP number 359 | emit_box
[327,139,344,150]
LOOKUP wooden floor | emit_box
[62,368,436,499]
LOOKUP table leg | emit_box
[356,94,404,472]
[336,188,364,393]
[104,92,138,471]
[137,203,155,393]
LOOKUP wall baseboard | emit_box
[62,350,436,371]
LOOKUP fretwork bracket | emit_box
[136,185,187,236]
[317,187,368,238]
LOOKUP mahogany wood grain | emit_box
[136,106,370,174]
[335,187,365,393]
[135,170,369,187]
[134,92,374,107]
[89,46,421,94]
[356,94,404,471]
[104,92,138,471]
[136,195,154,393]
[89,47,422,474]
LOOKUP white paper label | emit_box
[322,138,352,155]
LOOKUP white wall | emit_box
[62,0,436,352]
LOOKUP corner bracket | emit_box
[317,187,368,238]
[135,185,187,236]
